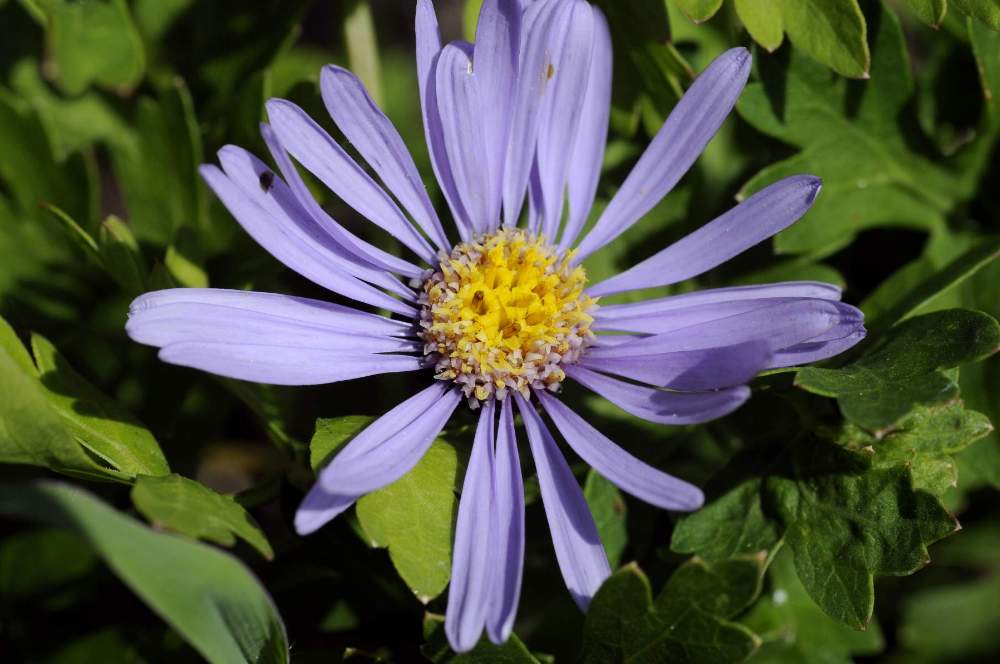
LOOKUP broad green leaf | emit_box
[581,558,763,663]
[733,0,784,51]
[774,0,869,78]
[737,2,962,256]
[356,439,460,602]
[743,549,884,663]
[343,0,383,107]
[0,314,37,376]
[309,415,374,472]
[673,0,725,22]
[952,0,1000,28]
[796,309,1000,431]
[35,0,145,94]
[132,474,274,560]
[905,0,948,27]
[422,612,541,663]
[31,333,170,478]
[673,438,958,629]
[0,528,97,600]
[583,470,628,568]
[0,482,288,664]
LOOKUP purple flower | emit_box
[126,0,865,653]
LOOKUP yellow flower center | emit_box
[419,229,595,404]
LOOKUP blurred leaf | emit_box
[132,473,273,560]
[343,0,383,107]
[899,571,1000,659]
[796,309,1000,431]
[0,528,96,600]
[463,0,485,42]
[738,2,960,256]
[743,549,883,663]
[98,215,147,295]
[952,0,1000,28]
[0,482,289,664]
[422,612,541,663]
[34,0,145,94]
[132,0,194,42]
[583,470,628,568]
[356,438,459,603]
[904,0,948,27]
[43,629,148,664]
[164,225,208,288]
[31,333,170,478]
[581,557,763,663]
[674,0,725,22]
[968,12,1000,123]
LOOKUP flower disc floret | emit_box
[419,229,595,404]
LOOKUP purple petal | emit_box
[558,5,611,251]
[579,341,772,390]
[319,383,461,494]
[587,299,863,355]
[417,3,473,241]
[295,483,358,535]
[566,365,750,425]
[434,43,493,235]
[474,0,521,232]
[595,282,843,321]
[536,0,595,241]
[320,66,450,251]
[199,163,416,317]
[265,98,437,264]
[446,400,497,653]
[537,391,704,511]
[773,327,866,367]
[487,398,524,643]
[573,47,751,262]
[261,122,425,280]
[158,342,423,386]
[515,393,610,611]
[502,0,572,227]
[588,175,822,296]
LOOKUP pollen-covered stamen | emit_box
[418,229,596,405]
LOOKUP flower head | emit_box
[125,0,865,653]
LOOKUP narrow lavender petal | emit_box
[486,398,524,643]
[129,288,413,337]
[772,327,866,367]
[319,384,461,494]
[588,175,822,296]
[538,391,704,511]
[536,0,594,241]
[587,299,863,356]
[527,158,544,234]
[595,282,843,321]
[516,393,610,611]
[221,141,418,299]
[128,303,418,353]
[159,342,423,386]
[573,47,752,262]
[446,400,497,653]
[502,0,572,227]
[418,2,473,241]
[579,341,772,390]
[435,43,493,235]
[558,4,611,251]
[566,365,750,425]
[260,122,424,280]
[320,65,450,250]
[294,482,359,535]
[474,0,521,233]
[199,164,416,317]
[265,98,437,264]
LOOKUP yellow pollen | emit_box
[418,229,595,405]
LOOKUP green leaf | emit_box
[969,12,1000,123]
[0,527,97,600]
[904,0,948,27]
[0,482,288,664]
[0,314,37,376]
[583,470,628,568]
[309,415,375,472]
[343,0,383,107]
[733,0,784,51]
[164,225,209,288]
[581,558,763,663]
[899,571,1000,659]
[775,0,869,78]
[31,333,170,478]
[673,438,958,629]
[737,2,962,256]
[35,0,145,94]
[952,0,1000,28]
[422,612,541,663]
[463,0,485,42]
[796,309,1000,431]
[742,549,884,663]
[356,438,460,602]
[45,629,148,664]
[673,0,725,23]
[132,474,274,560]
[98,215,147,295]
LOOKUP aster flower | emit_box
[125,0,865,653]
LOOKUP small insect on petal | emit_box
[259,171,275,193]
